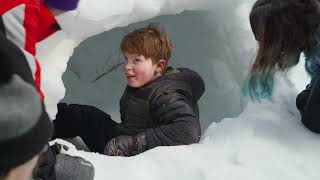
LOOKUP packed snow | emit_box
[36,0,320,179]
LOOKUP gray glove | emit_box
[55,154,94,180]
[104,132,147,156]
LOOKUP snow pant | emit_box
[296,76,320,133]
[53,103,118,154]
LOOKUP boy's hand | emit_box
[104,135,133,156]
[104,133,147,156]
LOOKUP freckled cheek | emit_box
[133,67,147,77]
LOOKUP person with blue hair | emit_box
[246,0,320,132]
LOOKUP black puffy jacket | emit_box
[296,77,320,133]
[117,67,205,149]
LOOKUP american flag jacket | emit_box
[0,0,59,99]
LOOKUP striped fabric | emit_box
[0,0,59,100]
[0,16,6,35]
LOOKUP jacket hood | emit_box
[176,68,205,101]
[127,67,205,102]
[159,67,205,101]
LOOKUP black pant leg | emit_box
[78,109,117,154]
[53,103,84,139]
[53,103,117,153]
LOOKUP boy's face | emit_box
[123,53,164,88]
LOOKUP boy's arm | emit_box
[144,91,201,149]
[104,91,201,156]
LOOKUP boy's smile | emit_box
[123,53,162,88]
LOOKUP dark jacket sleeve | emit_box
[144,91,201,149]
[299,77,320,133]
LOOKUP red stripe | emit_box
[23,0,39,55]
[0,0,24,15]
[24,1,43,99]
[37,3,58,42]
[24,1,44,99]
[1,0,46,100]
[35,59,44,100]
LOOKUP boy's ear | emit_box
[155,59,167,73]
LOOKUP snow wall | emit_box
[60,9,253,130]
[38,1,255,131]
[35,0,320,179]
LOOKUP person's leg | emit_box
[53,103,117,153]
[77,107,117,153]
[53,103,86,139]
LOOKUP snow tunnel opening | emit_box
[59,10,254,132]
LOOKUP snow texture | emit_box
[36,0,320,179]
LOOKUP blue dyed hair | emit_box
[245,0,320,100]
[243,53,299,100]
[304,32,320,79]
